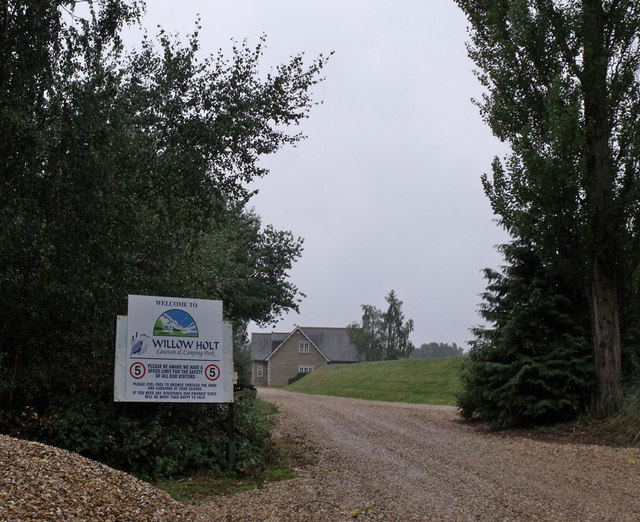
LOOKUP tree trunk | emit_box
[590,259,623,415]
[583,0,623,415]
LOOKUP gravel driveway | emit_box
[195,387,640,521]
[3,388,640,521]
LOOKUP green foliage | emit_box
[412,342,464,358]
[233,398,278,475]
[347,290,415,361]
[153,400,295,502]
[591,381,640,445]
[232,323,253,385]
[12,400,228,479]
[0,396,278,480]
[186,205,305,324]
[0,0,328,477]
[287,372,307,385]
[458,241,594,428]
[347,306,381,361]
[455,0,640,415]
[287,358,462,406]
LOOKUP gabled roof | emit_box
[265,327,330,362]
[299,327,360,362]
[251,326,360,363]
[250,332,288,361]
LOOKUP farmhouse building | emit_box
[251,326,361,387]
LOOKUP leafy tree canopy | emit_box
[347,290,415,361]
[0,0,328,476]
[412,342,464,359]
[456,0,640,416]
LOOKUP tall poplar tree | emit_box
[455,0,640,415]
[347,290,414,361]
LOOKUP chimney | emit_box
[362,311,370,331]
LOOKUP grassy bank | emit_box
[286,357,463,406]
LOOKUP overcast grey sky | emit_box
[136,0,510,348]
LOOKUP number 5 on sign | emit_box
[130,361,146,379]
[205,364,220,381]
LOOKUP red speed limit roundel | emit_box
[129,361,146,379]
[204,364,220,381]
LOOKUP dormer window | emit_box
[298,342,309,353]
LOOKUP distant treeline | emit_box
[411,342,464,358]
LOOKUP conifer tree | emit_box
[456,0,640,414]
[459,240,593,427]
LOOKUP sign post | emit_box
[114,295,233,403]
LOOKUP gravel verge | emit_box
[0,434,197,521]
[3,388,640,521]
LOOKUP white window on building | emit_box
[256,366,263,377]
[298,366,314,374]
[298,342,310,353]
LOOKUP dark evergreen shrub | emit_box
[458,241,594,428]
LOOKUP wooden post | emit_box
[227,402,236,471]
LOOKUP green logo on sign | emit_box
[153,309,199,337]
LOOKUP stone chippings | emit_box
[0,434,197,521]
[3,387,640,521]
[194,388,640,521]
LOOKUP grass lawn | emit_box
[286,357,463,406]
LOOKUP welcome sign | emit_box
[114,295,233,403]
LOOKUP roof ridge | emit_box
[298,326,347,330]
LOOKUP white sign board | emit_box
[114,295,233,403]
